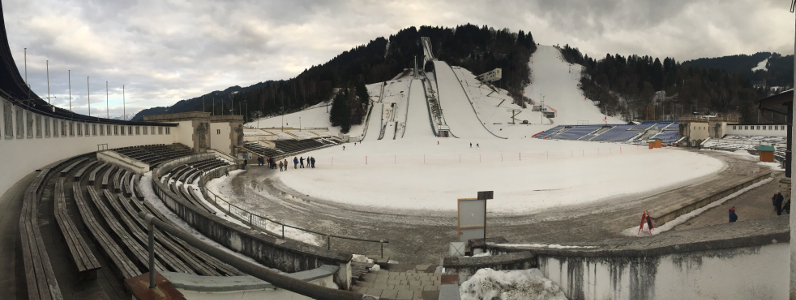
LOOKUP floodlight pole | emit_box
[789,1,796,297]
[68,70,71,111]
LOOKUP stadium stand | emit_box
[536,121,681,145]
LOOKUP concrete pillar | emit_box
[790,11,796,300]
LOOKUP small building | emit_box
[648,138,662,149]
[757,145,775,162]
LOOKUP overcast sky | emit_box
[2,0,792,118]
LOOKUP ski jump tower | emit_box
[421,37,434,63]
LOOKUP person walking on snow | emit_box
[278,160,283,171]
[300,157,305,168]
[293,157,298,169]
[477,143,479,147]
[729,206,738,222]
[470,142,472,148]
[283,159,288,171]
[773,192,784,215]
[311,156,316,168]
[343,145,346,150]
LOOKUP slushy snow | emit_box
[459,268,567,300]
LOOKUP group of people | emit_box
[255,155,317,171]
[728,190,792,223]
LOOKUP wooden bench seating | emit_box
[60,158,88,177]
[72,183,140,280]
[19,166,63,300]
[88,163,108,185]
[101,167,116,189]
[86,186,167,272]
[102,190,195,274]
[128,195,243,276]
[53,178,101,279]
[73,160,98,181]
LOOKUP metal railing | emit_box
[201,175,388,258]
[138,212,369,300]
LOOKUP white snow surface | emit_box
[403,79,435,138]
[137,172,271,269]
[460,268,567,300]
[752,57,769,72]
[622,177,773,236]
[434,60,497,139]
[273,138,724,214]
[523,46,623,131]
[248,101,363,136]
[206,170,321,246]
[362,103,383,141]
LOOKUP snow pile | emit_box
[137,172,272,269]
[496,243,597,249]
[459,268,567,300]
[622,177,773,236]
[351,254,374,264]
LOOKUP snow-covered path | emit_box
[434,61,496,139]
[403,79,434,138]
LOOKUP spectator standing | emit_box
[300,157,305,168]
[310,156,315,168]
[773,192,784,215]
[729,206,738,222]
[293,157,298,169]
[284,159,288,171]
[278,160,283,171]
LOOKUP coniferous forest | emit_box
[559,45,768,123]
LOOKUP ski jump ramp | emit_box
[433,61,500,139]
[402,79,435,138]
[363,103,383,141]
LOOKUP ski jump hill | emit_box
[250,44,623,141]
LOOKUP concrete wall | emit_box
[175,120,197,151]
[0,97,179,196]
[151,155,353,290]
[727,124,787,137]
[538,243,788,300]
[210,122,231,155]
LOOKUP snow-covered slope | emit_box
[752,56,769,72]
[524,45,623,126]
[434,61,497,139]
[403,79,434,138]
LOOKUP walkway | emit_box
[352,264,442,300]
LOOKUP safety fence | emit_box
[200,169,388,258]
[299,144,661,167]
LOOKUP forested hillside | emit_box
[133,24,537,128]
[559,45,763,123]
[682,52,793,93]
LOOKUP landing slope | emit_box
[434,61,497,139]
[524,45,623,126]
[403,79,434,138]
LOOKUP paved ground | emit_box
[352,264,442,300]
[674,172,787,231]
[223,149,776,264]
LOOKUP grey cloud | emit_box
[2,0,792,112]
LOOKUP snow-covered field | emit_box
[273,137,724,214]
[434,60,497,139]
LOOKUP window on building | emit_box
[62,121,67,137]
[166,127,170,135]
[128,126,133,135]
[26,111,33,138]
[100,124,104,135]
[76,123,82,136]
[158,127,163,135]
[744,126,748,130]
[733,126,736,130]
[92,124,96,136]
[44,117,50,138]
[69,122,75,136]
[3,100,12,138]
[217,129,221,134]
[35,114,42,138]
[16,107,23,139]
[151,126,155,135]
[114,125,118,135]
[143,126,148,135]
[136,126,140,135]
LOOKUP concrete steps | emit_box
[351,263,442,300]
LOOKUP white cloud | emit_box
[2,0,792,115]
